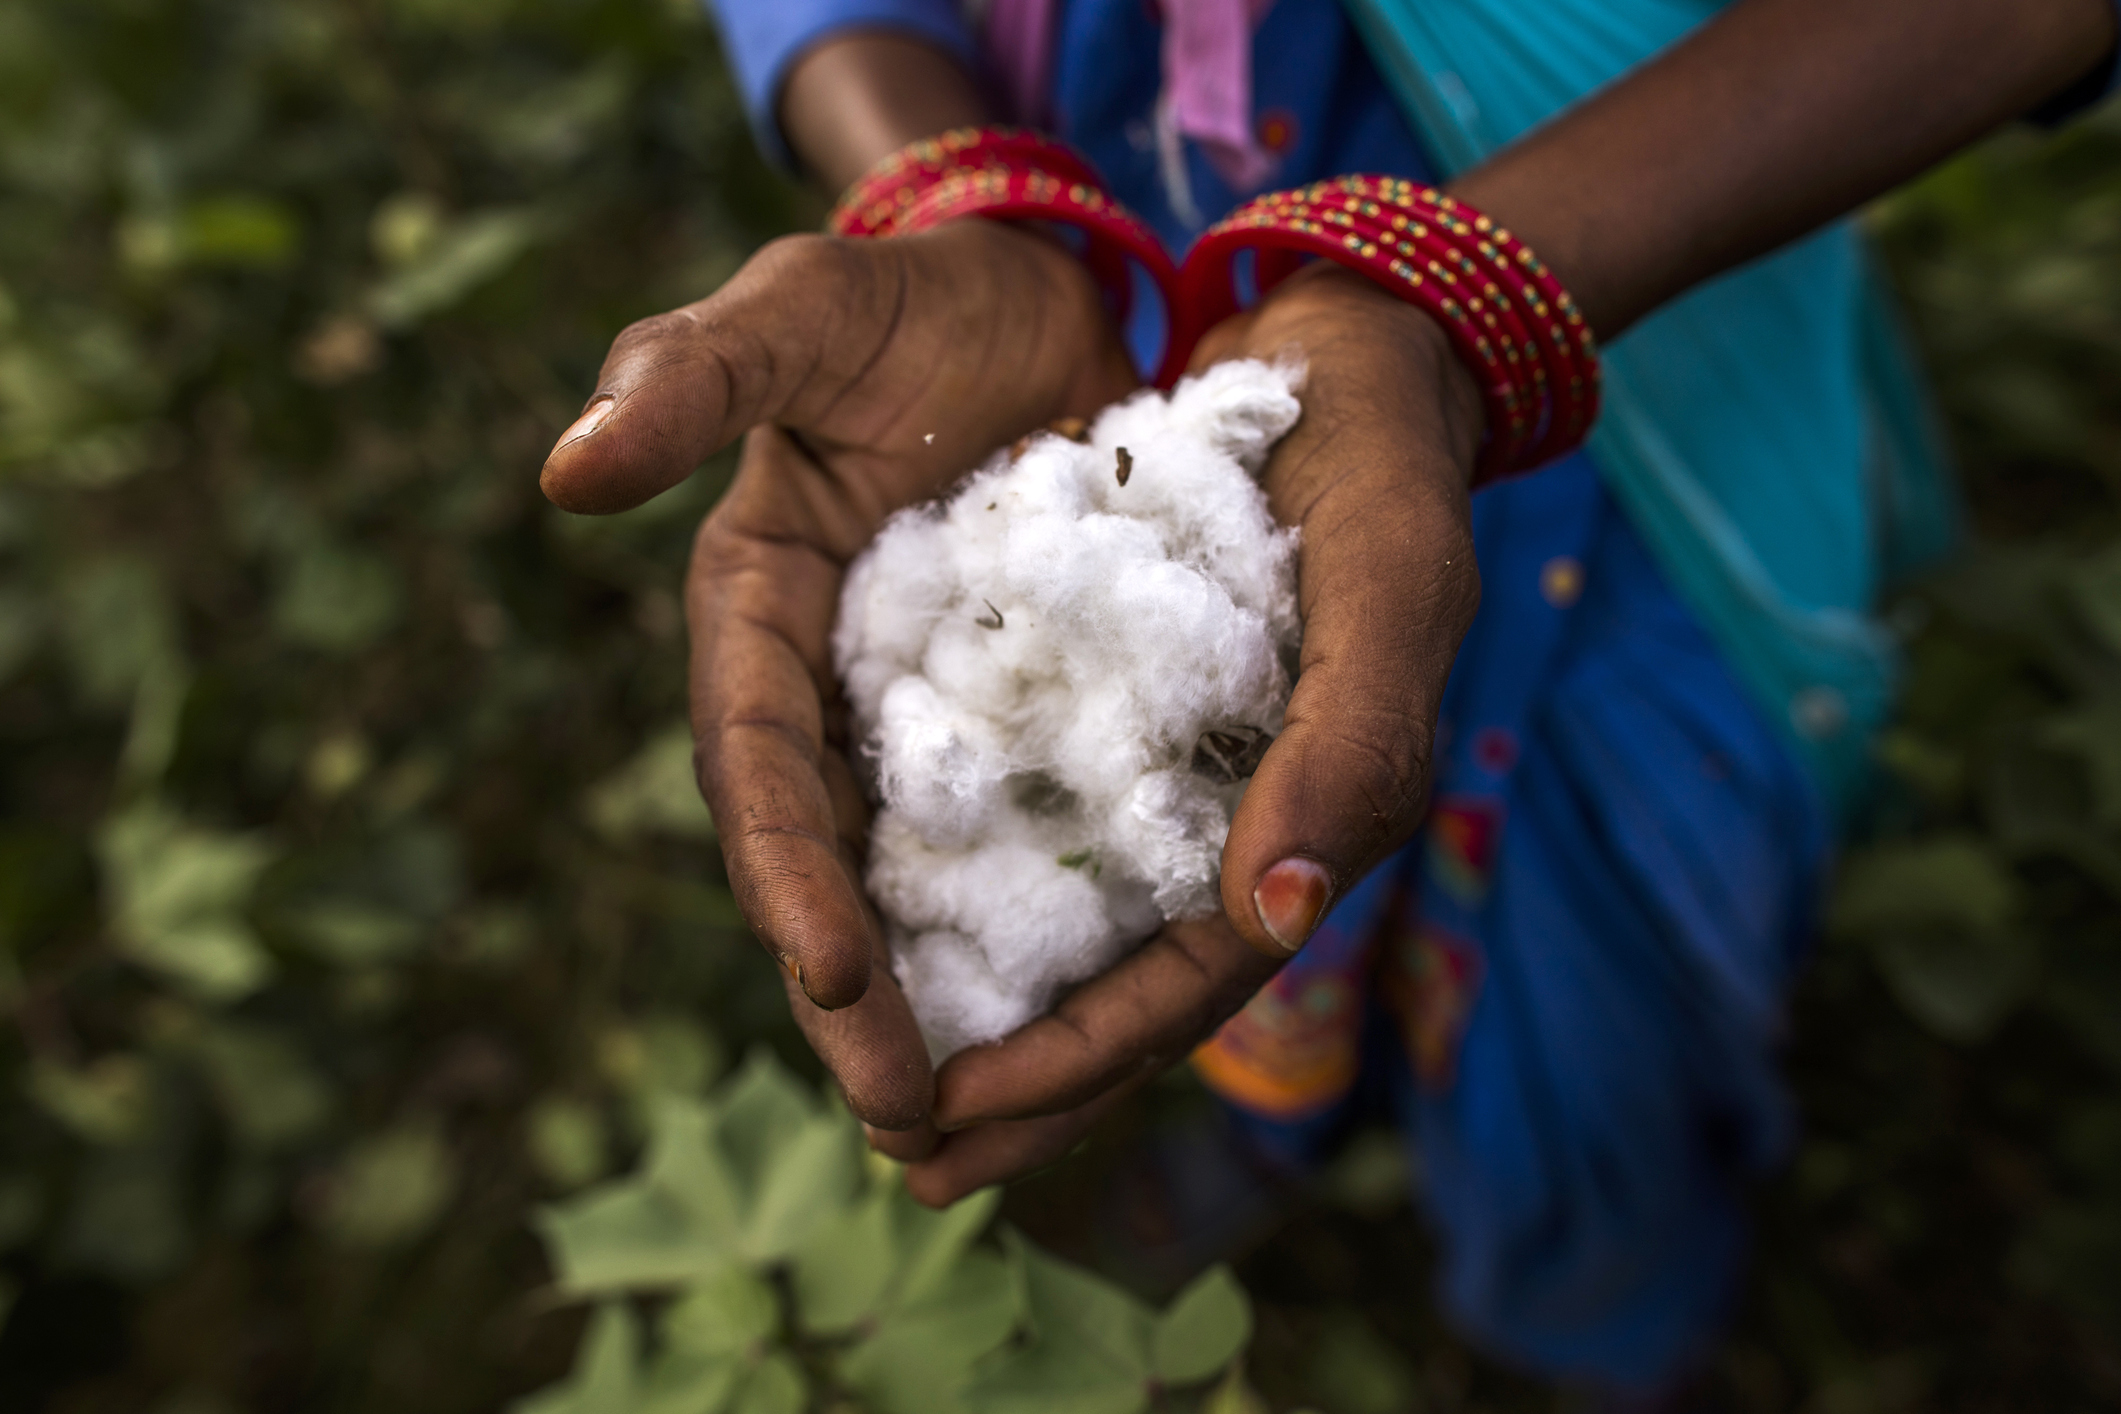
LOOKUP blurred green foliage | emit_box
[521,1051,1256,1413]
[0,0,2119,1409]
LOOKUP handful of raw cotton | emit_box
[832,359,1304,1060]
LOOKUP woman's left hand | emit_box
[901,265,1489,1204]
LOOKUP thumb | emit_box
[539,234,898,515]
[1219,461,1481,957]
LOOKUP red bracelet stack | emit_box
[827,126,1178,342]
[1174,176,1600,481]
[829,136,1600,481]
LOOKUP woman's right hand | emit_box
[540,218,1139,1135]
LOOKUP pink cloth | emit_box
[984,0,1277,189]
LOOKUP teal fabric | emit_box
[1336,0,1959,814]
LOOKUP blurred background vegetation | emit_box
[0,0,2118,1410]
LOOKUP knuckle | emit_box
[743,231,859,299]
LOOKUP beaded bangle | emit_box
[1172,176,1601,481]
[829,140,1601,469]
[827,127,1178,369]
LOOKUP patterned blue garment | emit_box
[695,0,2093,1390]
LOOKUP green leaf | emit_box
[792,1188,899,1334]
[97,805,275,1001]
[174,194,301,268]
[528,1097,609,1192]
[55,1147,190,1282]
[636,1350,743,1414]
[712,1049,817,1201]
[962,1341,1148,1414]
[1832,838,2036,1040]
[1150,1266,1251,1386]
[58,555,179,710]
[2067,543,2121,658]
[512,1303,641,1414]
[537,1181,729,1295]
[322,1123,457,1246]
[367,207,543,328]
[729,1353,805,1414]
[840,1248,1018,1414]
[273,543,404,653]
[280,901,424,967]
[2039,703,2121,827]
[895,1184,1002,1307]
[742,1110,861,1263]
[663,1265,779,1356]
[29,1055,151,1145]
[1198,1365,1271,1414]
[642,1096,743,1242]
[190,1022,333,1150]
[586,725,716,842]
[1009,1229,1153,1377]
[1299,1320,1416,1414]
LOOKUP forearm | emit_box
[779,32,989,192]
[1454,0,2116,340]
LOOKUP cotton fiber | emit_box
[833,359,1305,1060]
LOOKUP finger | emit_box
[783,931,934,1131]
[688,429,877,1009]
[904,1078,1145,1208]
[865,1119,939,1162]
[540,223,1140,517]
[541,233,889,514]
[1216,283,1484,958]
[930,915,1277,1129]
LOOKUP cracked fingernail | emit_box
[552,395,614,453]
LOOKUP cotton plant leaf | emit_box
[511,1303,641,1414]
[1832,837,2035,1040]
[893,1184,1003,1307]
[585,724,716,842]
[537,1178,730,1296]
[791,1187,899,1335]
[1007,1228,1154,1375]
[366,207,545,329]
[662,1265,779,1356]
[728,1353,806,1414]
[1149,1265,1252,1386]
[187,1022,333,1150]
[741,1110,861,1264]
[1198,1365,1273,1414]
[838,1247,1019,1414]
[711,1049,818,1200]
[635,1350,743,1414]
[2038,703,2121,827]
[272,541,404,654]
[321,1124,457,1247]
[961,1340,1150,1414]
[96,805,275,1001]
[641,1096,744,1240]
[961,1230,1156,1414]
[527,1097,610,1192]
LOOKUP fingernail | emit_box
[552,395,614,452]
[1254,856,1332,953]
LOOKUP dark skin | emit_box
[539,0,2117,1203]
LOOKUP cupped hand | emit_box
[541,219,1137,1132]
[904,264,1487,1206]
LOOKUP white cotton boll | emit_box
[836,359,1306,1060]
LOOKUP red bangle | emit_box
[1172,176,1601,481]
[828,140,1602,472]
[828,127,1179,377]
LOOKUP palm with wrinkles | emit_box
[543,218,1484,1204]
